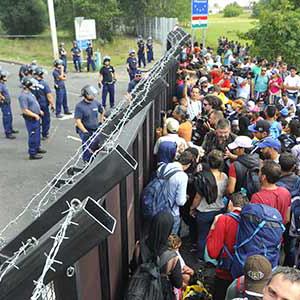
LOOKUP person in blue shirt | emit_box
[0,70,18,139]
[98,56,116,108]
[127,70,142,95]
[74,85,104,162]
[137,35,146,68]
[71,41,82,72]
[126,49,138,81]
[18,77,46,160]
[32,67,55,139]
[146,36,154,63]
[254,67,269,101]
[52,59,71,118]
[59,42,67,72]
[86,42,96,72]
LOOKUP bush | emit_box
[0,0,47,35]
[223,2,244,17]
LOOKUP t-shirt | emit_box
[211,70,223,85]
[86,46,93,57]
[278,98,296,113]
[251,187,291,224]
[178,121,193,142]
[187,98,202,121]
[127,57,138,70]
[254,74,269,93]
[18,91,41,114]
[99,66,115,83]
[71,47,81,58]
[269,77,283,94]
[33,79,51,107]
[74,99,103,130]
[52,69,65,88]
[237,77,250,100]
[284,75,300,94]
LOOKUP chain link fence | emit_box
[136,17,178,50]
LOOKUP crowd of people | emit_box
[126,37,300,300]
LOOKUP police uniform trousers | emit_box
[24,117,41,156]
[129,68,137,81]
[0,102,13,137]
[73,58,82,72]
[55,87,69,116]
[87,57,96,72]
[40,104,50,137]
[78,128,101,162]
[102,82,115,108]
[147,49,154,63]
[138,53,146,68]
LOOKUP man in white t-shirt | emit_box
[278,92,296,115]
[187,86,202,121]
[284,66,300,103]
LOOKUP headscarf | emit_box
[146,212,174,257]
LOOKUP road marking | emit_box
[57,114,74,121]
[67,135,82,142]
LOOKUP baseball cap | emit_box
[244,255,272,294]
[199,76,208,84]
[257,136,281,151]
[280,107,289,117]
[166,118,180,133]
[248,120,270,133]
[228,136,253,150]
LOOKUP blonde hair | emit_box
[168,234,182,249]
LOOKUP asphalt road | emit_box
[0,60,141,243]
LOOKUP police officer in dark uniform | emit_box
[98,56,116,108]
[86,42,96,72]
[137,35,146,68]
[0,70,18,139]
[52,59,71,118]
[74,85,104,162]
[127,69,142,94]
[59,42,68,72]
[18,77,46,160]
[146,36,154,63]
[71,41,82,72]
[18,64,31,82]
[126,49,138,81]
[33,67,55,139]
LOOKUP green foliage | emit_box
[244,0,300,66]
[223,2,244,18]
[0,0,47,35]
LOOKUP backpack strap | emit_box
[226,212,241,223]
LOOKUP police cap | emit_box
[33,67,44,77]
[81,85,98,98]
[54,59,64,67]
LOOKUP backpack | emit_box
[141,164,181,218]
[125,242,177,300]
[219,204,285,279]
[234,161,260,198]
[194,171,218,205]
[269,121,281,139]
[289,196,300,238]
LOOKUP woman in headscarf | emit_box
[130,212,183,297]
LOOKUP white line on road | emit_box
[67,135,82,142]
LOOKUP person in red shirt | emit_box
[216,70,231,94]
[210,66,224,85]
[207,192,249,300]
[251,160,291,224]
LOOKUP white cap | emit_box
[166,118,180,133]
[199,76,208,84]
[228,136,253,150]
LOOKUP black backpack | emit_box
[125,241,177,300]
[234,160,260,198]
[194,171,218,205]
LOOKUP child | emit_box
[168,234,194,287]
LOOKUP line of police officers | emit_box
[0,35,153,161]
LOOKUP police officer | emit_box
[71,41,82,72]
[126,49,138,81]
[59,42,68,72]
[0,70,18,139]
[137,35,146,68]
[18,64,31,81]
[86,42,96,72]
[127,69,142,94]
[52,59,71,118]
[74,85,104,162]
[146,36,154,63]
[18,77,46,160]
[33,67,55,139]
[98,56,116,108]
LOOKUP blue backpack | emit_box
[219,204,285,279]
[269,121,282,139]
[141,165,181,218]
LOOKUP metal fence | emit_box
[136,17,178,49]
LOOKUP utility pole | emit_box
[47,0,59,59]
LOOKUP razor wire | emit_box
[31,199,82,300]
[0,237,38,283]
[0,28,190,247]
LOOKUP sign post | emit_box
[191,0,208,48]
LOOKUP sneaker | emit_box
[29,154,43,160]
[64,111,72,115]
[12,129,19,134]
[6,135,16,140]
[37,148,47,154]
[56,114,64,118]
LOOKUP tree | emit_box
[244,0,300,66]
[223,2,244,17]
[0,0,47,35]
